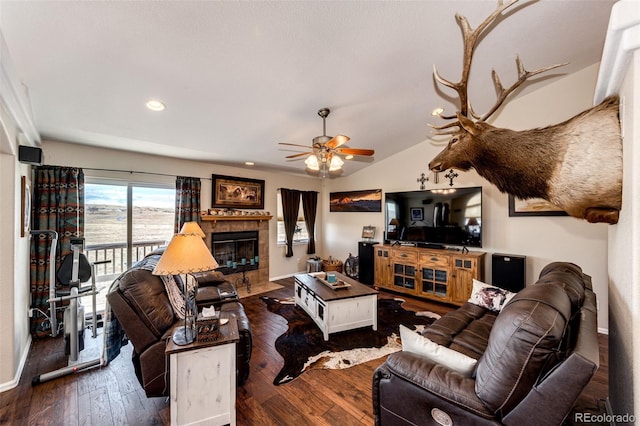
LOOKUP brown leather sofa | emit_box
[106,251,252,398]
[372,262,599,425]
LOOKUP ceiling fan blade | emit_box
[325,135,350,149]
[286,152,312,159]
[336,147,375,156]
[278,142,313,149]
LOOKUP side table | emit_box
[165,313,240,426]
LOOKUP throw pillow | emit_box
[468,279,516,312]
[399,325,477,376]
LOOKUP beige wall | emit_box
[324,64,610,332]
[0,103,34,391]
[41,141,324,279]
[607,48,639,420]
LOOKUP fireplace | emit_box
[211,230,259,274]
[200,214,270,285]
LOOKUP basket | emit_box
[322,258,343,273]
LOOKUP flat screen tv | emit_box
[385,186,482,248]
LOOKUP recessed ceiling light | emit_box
[431,107,444,116]
[345,155,354,160]
[146,99,166,111]
[245,161,255,166]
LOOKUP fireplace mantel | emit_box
[201,214,272,226]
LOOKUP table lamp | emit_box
[179,221,206,238]
[153,228,218,345]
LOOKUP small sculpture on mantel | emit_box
[427,0,622,224]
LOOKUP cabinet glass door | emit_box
[393,263,415,289]
[421,267,448,297]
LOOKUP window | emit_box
[276,190,310,245]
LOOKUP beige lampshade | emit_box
[389,218,400,226]
[179,221,205,238]
[153,233,219,275]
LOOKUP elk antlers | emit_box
[431,0,567,133]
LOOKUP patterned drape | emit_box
[280,188,301,257]
[30,166,84,337]
[175,176,201,232]
[301,191,318,254]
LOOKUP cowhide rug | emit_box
[261,296,440,385]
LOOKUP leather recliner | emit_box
[106,252,253,398]
[372,262,599,425]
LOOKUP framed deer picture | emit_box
[212,174,265,209]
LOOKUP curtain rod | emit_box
[81,167,212,180]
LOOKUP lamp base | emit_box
[172,326,195,346]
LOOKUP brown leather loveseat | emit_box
[372,262,599,425]
[106,250,252,397]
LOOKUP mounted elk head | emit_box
[428,0,622,224]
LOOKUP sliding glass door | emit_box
[84,179,174,309]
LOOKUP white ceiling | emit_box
[0,0,616,177]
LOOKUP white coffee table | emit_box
[294,272,378,341]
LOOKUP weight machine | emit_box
[30,231,109,385]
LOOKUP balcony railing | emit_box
[85,240,166,281]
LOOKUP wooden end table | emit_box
[165,312,240,426]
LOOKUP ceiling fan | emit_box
[279,108,375,177]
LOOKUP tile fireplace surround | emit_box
[200,214,272,285]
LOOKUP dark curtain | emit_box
[301,191,318,254]
[175,176,201,232]
[30,166,84,337]
[280,188,301,257]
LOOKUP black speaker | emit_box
[492,253,526,293]
[18,145,43,165]
[358,241,378,285]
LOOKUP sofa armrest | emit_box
[196,279,238,308]
[373,352,497,425]
[383,352,489,414]
[194,270,227,286]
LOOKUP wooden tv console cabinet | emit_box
[373,244,485,306]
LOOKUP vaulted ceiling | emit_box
[0,0,616,176]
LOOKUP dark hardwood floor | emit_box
[0,278,608,425]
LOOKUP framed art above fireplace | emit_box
[212,174,265,209]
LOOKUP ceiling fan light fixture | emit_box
[329,155,344,171]
[305,154,320,170]
[279,107,374,176]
